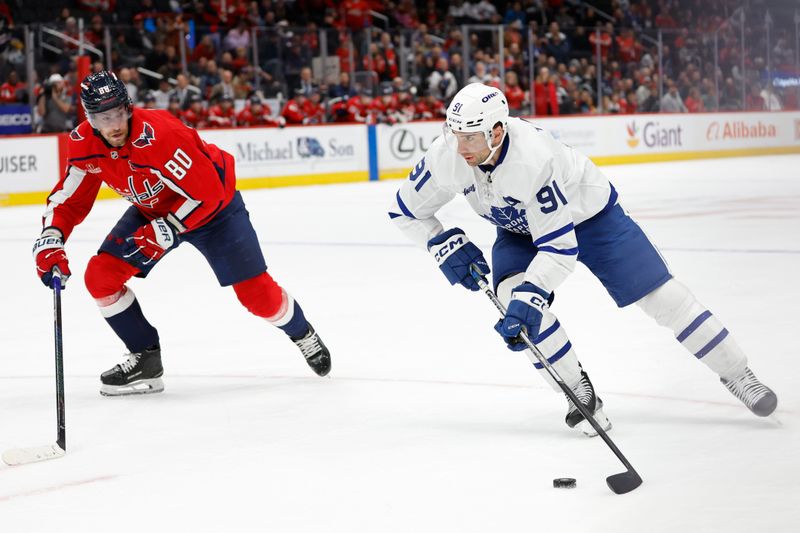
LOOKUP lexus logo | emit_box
[389,128,434,160]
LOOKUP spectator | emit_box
[152,78,172,109]
[660,82,688,113]
[684,86,705,113]
[208,94,237,127]
[466,61,492,85]
[209,69,236,103]
[282,88,311,125]
[427,57,458,101]
[199,60,221,98]
[168,73,198,110]
[504,70,527,116]
[296,66,317,96]
[223,18,251,52]
[36,74,74,133]
[237,95,283,127]
[329,72,356,100]
[0,69,25,103]
[140,91,157,109]
[533,67,559,116]
[166,94,182,119]
[118,68,140,105]
[191,34,217,62]
[181,93,208,128]
[760,84,782,111]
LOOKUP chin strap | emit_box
[478,128,507,166]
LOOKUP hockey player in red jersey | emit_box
[32,71,332,396]
[236,95,284,127]
[280,89,310,125]
[207,94,237,128]
[181,92,208,128]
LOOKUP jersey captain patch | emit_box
[132,122,156,148]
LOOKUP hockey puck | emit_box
[553,478,577,489]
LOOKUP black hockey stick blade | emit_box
[606,470,643,494]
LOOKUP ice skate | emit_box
[291,324,331,376]
[565,370,612,437]
[100,345,164,396]
[721,367,777,417]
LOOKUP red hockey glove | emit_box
[129,218,180,263]
[33,227,71,288]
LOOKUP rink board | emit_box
[2,111,799,207]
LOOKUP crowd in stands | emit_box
[0,0,798,133]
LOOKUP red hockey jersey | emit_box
[44,107,237,239]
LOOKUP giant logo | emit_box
[626,121,682,149]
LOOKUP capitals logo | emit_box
[626,122,640,148]
[132,122,156,148]
[119,175,164,207]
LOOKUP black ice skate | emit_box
[565,370,612,437]
[291,324,331,377]
[721,367,778,417]
[100,345,165,396]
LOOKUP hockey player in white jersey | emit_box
[389,83,777,435]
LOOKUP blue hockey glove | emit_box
[427,227,490,291]
[495,282,549,351]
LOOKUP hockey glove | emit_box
[427,227,490,291]
[129,217,180,263]
[495,282,549,351]
[33,227,71,288]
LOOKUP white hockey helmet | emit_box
[444,83,509,164]
[446,83,509,134]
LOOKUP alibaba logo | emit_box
[707,122,720,141]
[626,122,640,148]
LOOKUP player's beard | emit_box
[102,125,128,147]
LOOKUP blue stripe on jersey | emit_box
[534,320,561,343]
[395,191,416,219]
[676,310,712,342]
[388,212,402,219]
[538,246,579,256]
[533,341,572,369]
[533,223,575,246]
[695,329,729,359]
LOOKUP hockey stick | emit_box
[469,266,642,494]
[2,273,66,466]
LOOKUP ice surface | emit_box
[1,155,798,532]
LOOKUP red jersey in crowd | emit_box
[303,98,326,125]
[505,84,526,111]
[414,97,445,120]
[281,96,310,125]
[44,107,236,239]
[207,102,237,128]
[182,102,209,128]
[237,101,282,127]
[346,94,373,123]
[0,80,24,103]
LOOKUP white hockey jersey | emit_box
[389,117,618,295]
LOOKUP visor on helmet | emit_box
[87,105,129,129]
[443,124,492,153]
